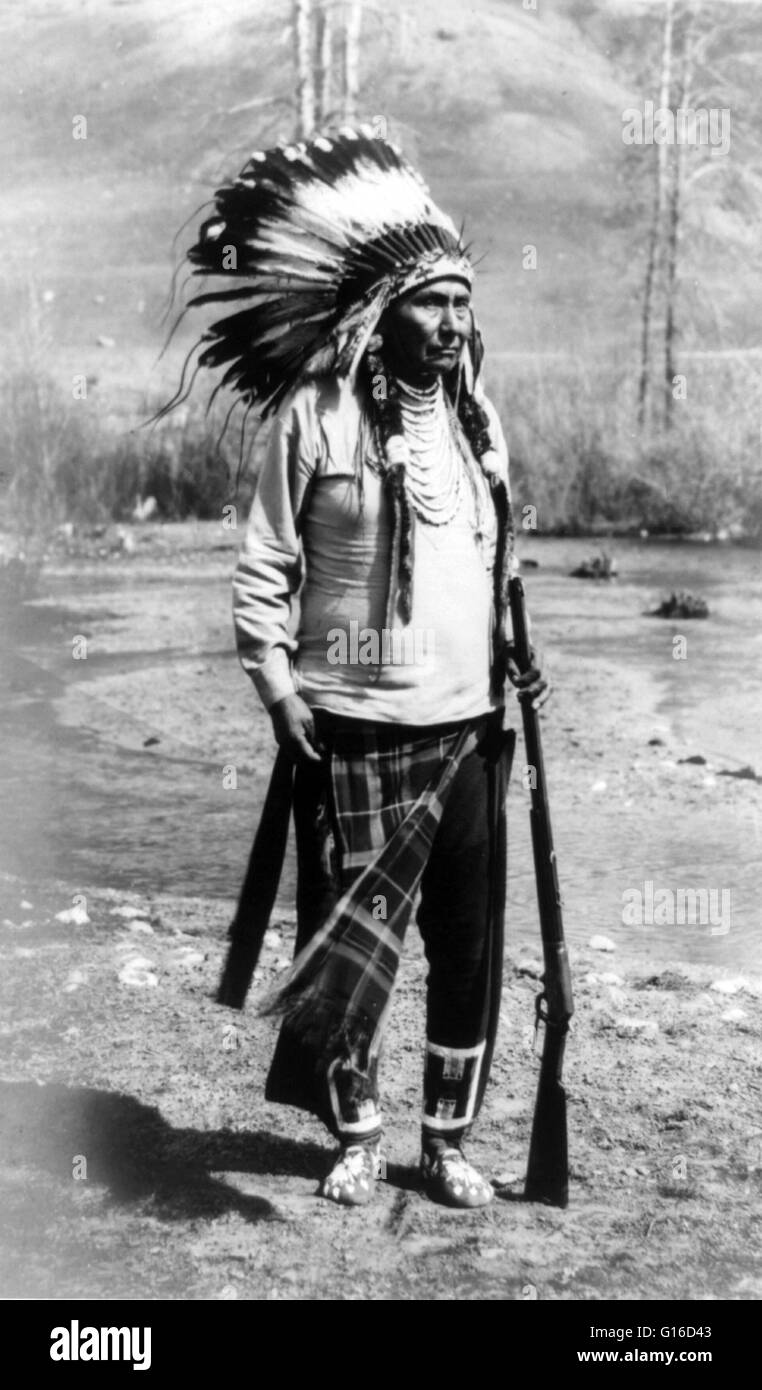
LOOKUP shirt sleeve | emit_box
[232,388,320,710]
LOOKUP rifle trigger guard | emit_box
[533,989,548,1050]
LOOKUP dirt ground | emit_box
[1,523,760,1302]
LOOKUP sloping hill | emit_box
[1,0,759,418]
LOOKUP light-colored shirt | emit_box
[232,376,511,725]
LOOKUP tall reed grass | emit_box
[0,369,258,535]
[486,353,762,538]
[1,351,759,541]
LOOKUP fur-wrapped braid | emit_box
[456,392,516,662]
[364,349,415,625]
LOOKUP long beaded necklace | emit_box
[396,377,464,527]
[396,377,494,552]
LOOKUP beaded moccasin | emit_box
[420,1147,493,1208]
[320,1142,382,1206]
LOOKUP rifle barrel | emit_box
[509,575,574,1207]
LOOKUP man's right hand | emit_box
[269,693,323,764]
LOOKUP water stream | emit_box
[1,533,760,970]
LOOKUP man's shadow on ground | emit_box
[0,1079,336,1224]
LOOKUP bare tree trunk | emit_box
[663,175,681,428]
[637,192,660,431]
[317,2,333,125]
[293,0,315,139]
[664,23,694,428]
[342,1,362,123]
[637,0,674,433]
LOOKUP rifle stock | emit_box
[509,575,574,1207]
[217,747,294,1009]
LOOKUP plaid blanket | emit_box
[261,717,484,1059]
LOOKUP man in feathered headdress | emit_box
[180,129,547,1208]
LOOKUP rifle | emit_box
[509,574,574,1207]
[217,747,294,1009]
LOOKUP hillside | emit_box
[5,0,757,418]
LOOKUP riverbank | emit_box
[0,522,760,1300]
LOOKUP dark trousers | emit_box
[265,713,514,1140]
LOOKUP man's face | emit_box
[381,278,472,382]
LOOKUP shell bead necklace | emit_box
[396,377,464,526]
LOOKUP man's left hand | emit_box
[503,643,551,710]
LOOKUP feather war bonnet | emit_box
[168,127,476,421]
